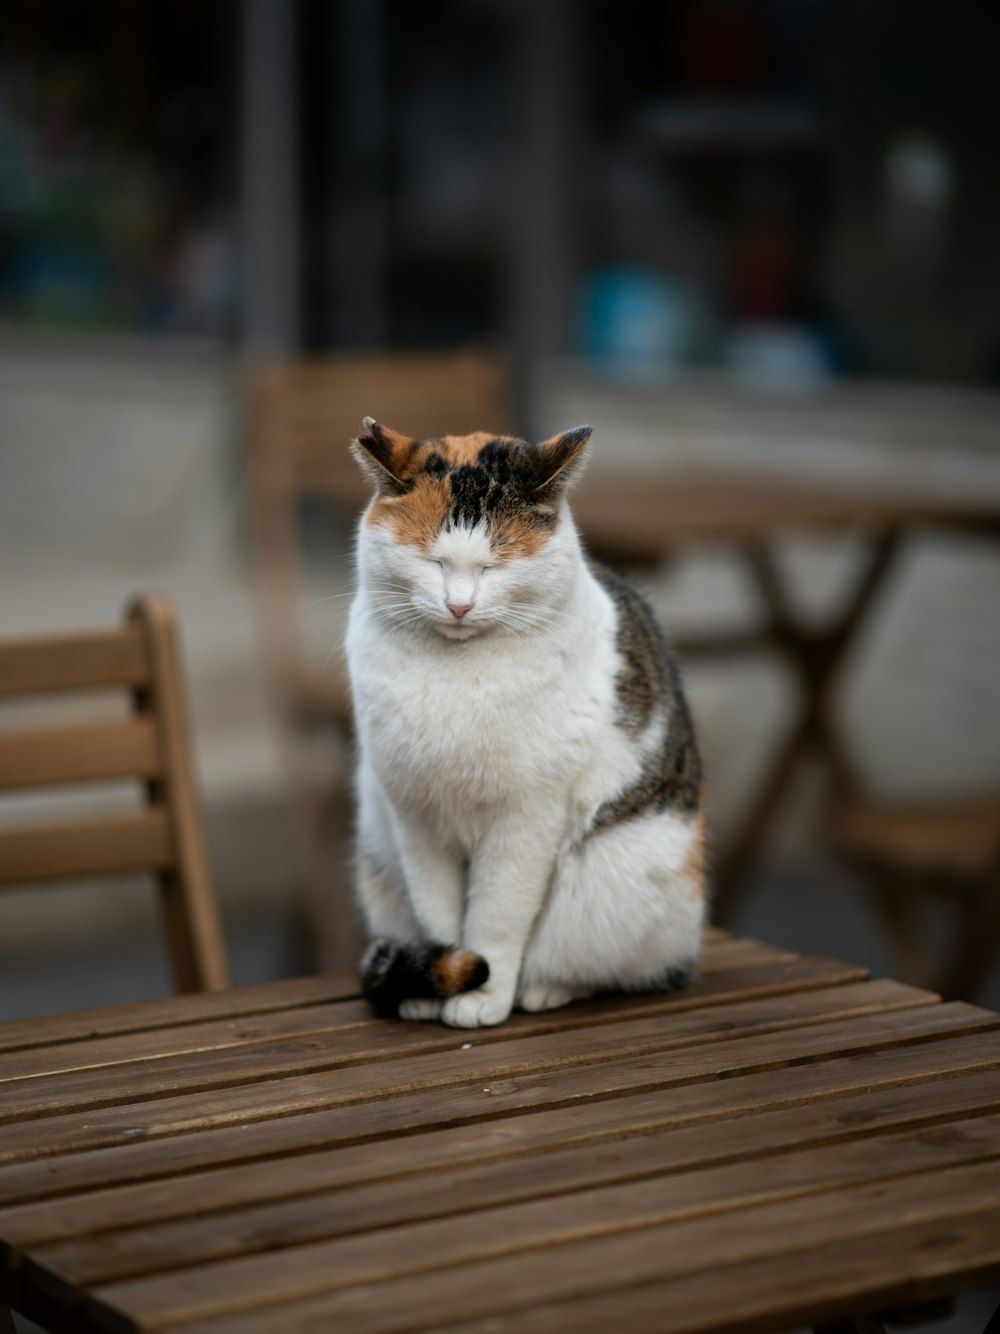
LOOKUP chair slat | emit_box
[0,809,173,886]
[0,719,161,791]
[0,628,151,698]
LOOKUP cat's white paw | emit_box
[518,983,590,1012]
[442,987,513,1028]
[398,998,443,1022]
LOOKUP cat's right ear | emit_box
[350,418,416,496]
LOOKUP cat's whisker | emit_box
[305,590,358,605]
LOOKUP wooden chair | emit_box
[248,350,512,971]
[834,794,1000,1001]
[0,594,230,996]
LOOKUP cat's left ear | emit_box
[534,425,593,494]
[350,418,417,496]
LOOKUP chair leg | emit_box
[0,1303,16,1333]
[938,879,1000,1001]
[865,867,938,988]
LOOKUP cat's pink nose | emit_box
[447,602,473,620]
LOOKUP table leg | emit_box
[713,532,899,923]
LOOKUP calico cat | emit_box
[346,418,706,1028]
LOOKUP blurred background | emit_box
[1,0,999,1037]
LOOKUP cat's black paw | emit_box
[359,937,405,1016]
[652,958,698,993]
[359,939,490,1018]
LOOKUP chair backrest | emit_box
[249,349,512,723]
[0,595,230,994]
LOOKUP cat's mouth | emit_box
[433,617,483,642]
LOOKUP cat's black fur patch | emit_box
[446,439,554,533]
[423,450,451,480]
[359,938,489,1018]
[587,560,702,831]
[647,957,698,994]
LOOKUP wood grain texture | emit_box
[96,1159,1000,1332]
[0,976,928,1124]
[3,937,1000,1334]
[570,475,1000,566]
[0,719,160,791]
[27,1097,1000,1290]
[433,1214,1000,1334]
[0,809,173,886]
[0,627,150,698]
[0,596,230,999]
[3,1063,998,1271]
[129,596,230,993]
[0,974,360,1056]
[0,936,790,1080]
[3,1023,999,1213]
[836,795,1000,876]
[0,998,994,1170]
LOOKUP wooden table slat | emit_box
[27,1097,1000,1293]
[4,1024,999,1213]
[0,976,925,1124]
[0,930,748,1057]
[92,1159,1000,1331]
[0,1000,994,1173]
[3,935,999,1334]
[0,939,820,1084]
[432,1214,1000,1334]
[0,975,362,1056]
[4,1064,999,1258]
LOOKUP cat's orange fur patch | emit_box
[366,479,450,552]
[648,808,705,899]
[683,807,707,899]
[495,517,550,559]
[439,431,500,465]
[430,949,485,996]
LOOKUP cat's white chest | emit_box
[349,613,609,816]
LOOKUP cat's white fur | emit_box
[346,489,705,1028]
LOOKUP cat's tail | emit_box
[360,938,490,1017]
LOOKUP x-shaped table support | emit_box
[676,530,901,924]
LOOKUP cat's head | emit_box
[350,420,592,641]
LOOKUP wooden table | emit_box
[571,473,1000,919]
[2,931,1000,1334]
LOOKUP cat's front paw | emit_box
[519,982,591,1012]
[442,986,513,1028]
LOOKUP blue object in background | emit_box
[2,242,114,325]
[576,266,703,382]
[721,320,834,392]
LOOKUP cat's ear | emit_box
[350,418,416,495]
[534,425,593,494]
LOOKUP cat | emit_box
[345,417,706,1029]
